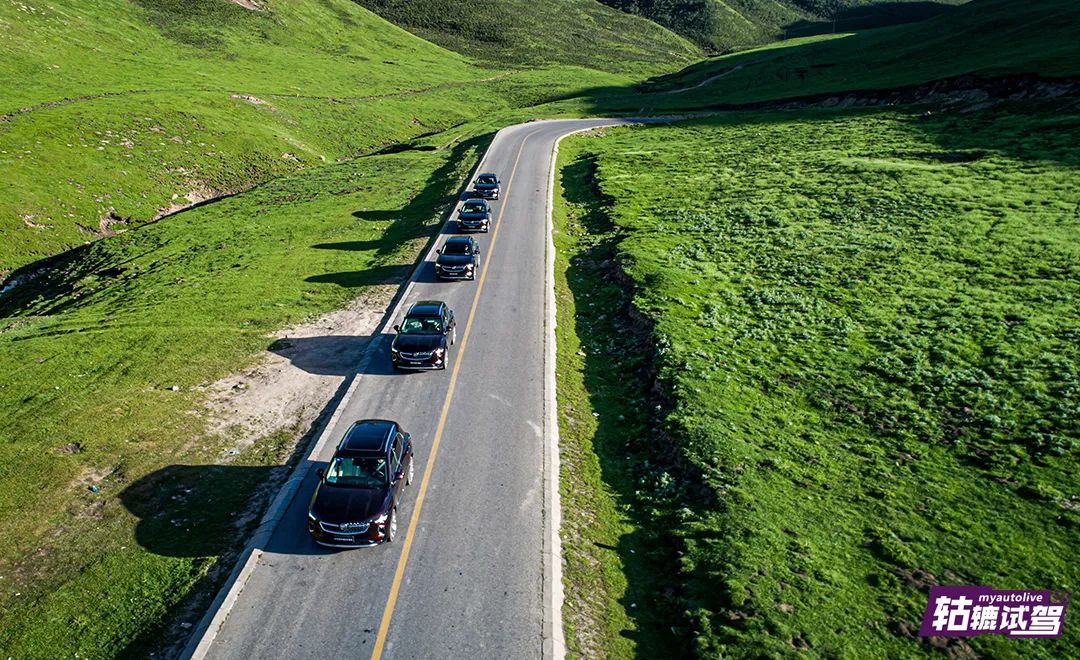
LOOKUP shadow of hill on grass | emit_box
[782,1,958,39]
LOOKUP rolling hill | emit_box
[599,0,966,52]
[0,0,693,278]
[631,0,1080,109]
[352,0,699,70]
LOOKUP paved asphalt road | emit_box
[202,119,631,660]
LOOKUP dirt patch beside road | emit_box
[202,284,397,455]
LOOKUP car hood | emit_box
[311,483,389,524]
[457,210,489,219]
[437,253,474,266]
[393,333,443,352]
[474,183,498,189]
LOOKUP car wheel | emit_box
[407,456,414,485]
[386,508,397,543]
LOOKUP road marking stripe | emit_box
[370,128,537,660]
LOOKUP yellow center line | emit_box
[370,128,538,660]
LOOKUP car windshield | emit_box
[443,242,472,255]
[399,316,443,334]
[324,456,386,488]
[461,202,486,213]
[477,175,497,185]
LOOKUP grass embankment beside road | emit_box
[555,105,1080,656]
[0,135,486,656]
[553,138,689,658]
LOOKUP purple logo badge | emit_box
[919,586,1069,638]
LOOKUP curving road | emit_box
[188,119,632,660]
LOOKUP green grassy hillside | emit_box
[635,0,1080,108]
[0,0,676,278]
[598,0,964,52]
[555,100,1080,659]
[352,0,699,72]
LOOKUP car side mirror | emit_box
[393,469,405,483]
[393,324,400,332]
[404,432,411,442]
[316,467,325,479]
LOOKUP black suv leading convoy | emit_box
[308,419,414,547]
[390,300,456,370]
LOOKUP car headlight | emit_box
[372,512,388,525]
[308,511,318,523]
[391,347,399,355]
[433,347,445,357]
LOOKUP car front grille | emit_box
[319,521,370,534]
[399,351,432,360]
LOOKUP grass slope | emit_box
[556,103,1079,656]
[0,0,656,276]
[352,0,699,73]
[598,0,963,52]
[635,0,1080,108]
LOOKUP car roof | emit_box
[462,198,488,205]
[337,419,396,455]
[477,172,498,179]
[407,300,444,317]
[444,236,473,245]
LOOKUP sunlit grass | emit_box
[556,104,1079,657]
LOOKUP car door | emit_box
[390,434,404,502]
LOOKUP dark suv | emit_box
[472,173,500,200]
[457,198,491,232]
[390,300,456,370]
[435,236,480,280]
[308,419,414,547]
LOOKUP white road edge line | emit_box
[182,133,500,660]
